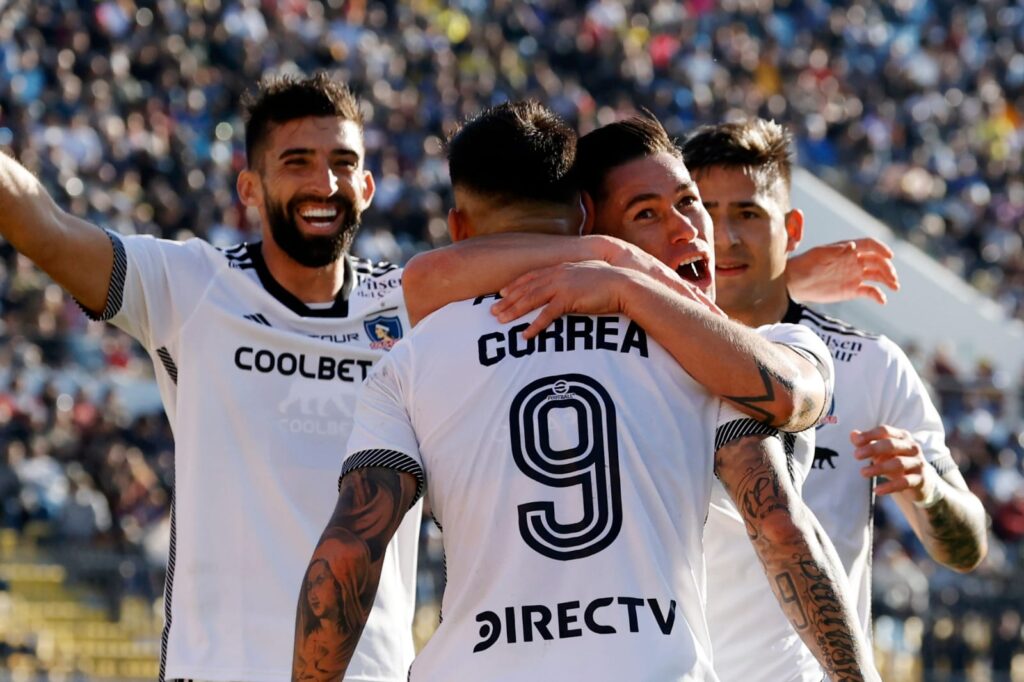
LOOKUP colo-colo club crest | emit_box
[364,314,404,350]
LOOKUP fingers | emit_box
[857,255,900,292]
[853,237,894,259]
[855,284,887,306]
[522,303,565,340]
[850,424,908,446]
[492,278,558,324]
[874,475,922,496]
[860,454,923,479]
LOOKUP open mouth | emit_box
[676,257,710,285]
[297,205,340,230]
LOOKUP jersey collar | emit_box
[781,297,805,324]
[246,242,355,318]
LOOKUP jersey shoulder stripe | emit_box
[784,300,879,340]
[341,448,425,508]
[217,242,255,270]
[349,255,399,279]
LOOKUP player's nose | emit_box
[666,208,699,244]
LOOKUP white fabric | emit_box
[105,235,420,682]
[794,304,955,635]
[345,300,741,682]
[703,322,836,682]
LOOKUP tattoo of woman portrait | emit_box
[294,531,372,681]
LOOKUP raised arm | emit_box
[492,261,826,431]
[0,151,115,313]
[292,467,418,682]
[716,432,879,682]
[853,425,987,572]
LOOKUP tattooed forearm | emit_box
[716,437,875,681]
[292,468,418,682]
[723,364,780,426]
[921,489,987,571]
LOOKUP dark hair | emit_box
[446,100,578,205]
[576,113,681,198]
[681,119,794,192]
[242,72,362,168]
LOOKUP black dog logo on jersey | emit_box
[364,315,403,350]
[812,447,839,470]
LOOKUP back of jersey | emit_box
[346,297,723,682]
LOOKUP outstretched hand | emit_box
[788,238,899,305]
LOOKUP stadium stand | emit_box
[0,1,1023,679]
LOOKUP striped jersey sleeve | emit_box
[341,346,426,508]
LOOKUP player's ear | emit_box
[448,208,470,242]
[580,192,596,236]
[784,208,804,253]
[237,169,262,208]
[359,169,376,207]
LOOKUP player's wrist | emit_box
[912,478,944,509]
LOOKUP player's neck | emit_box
[722,288,790,328]
[472,204,583,237]
[260,238,348,304]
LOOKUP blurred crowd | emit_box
[1,0,1024,676]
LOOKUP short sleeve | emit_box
[78,232,214,351]
[757,321,836,427]
[876,337,957,476]
[341,349,426,507]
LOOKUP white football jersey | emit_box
[344,296,767,682]
[703,322,835,682]
[785,301,956,635]
[88,233,421,682]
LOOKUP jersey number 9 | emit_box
[510,374,623,561]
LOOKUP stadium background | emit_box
[0,0,1022,679]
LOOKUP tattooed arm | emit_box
[292,467,418,682]
[853,425,987,572]
[490,262,826,431]
[716,432,879,682]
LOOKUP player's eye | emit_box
[739,209,760,220]
[633,208,656,221]
[677,195,699,209]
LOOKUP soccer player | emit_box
[295,102,876,680]
[0,73,420,682]
[680,118,989,681]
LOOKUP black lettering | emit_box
[557,600,583,639]
[277,352,297,376]
[318,356,335,380]
[618,597,644,633]
[337,359,354,382]
[621,322,649,358]
[508,323,535,359]
[357,360,374,381]
[234,347,253,370]
[596,317,618,351]
[505,606,517,644]
[478,332,505,367]
[473,611,502,653]
[299,354,317,378]
[535,317,564,353]
[584,597,616,635]
[567,315,594,351]
[522,605,553,642]
[648,599,676,635]
[254,350,275,373]
[473,293,502,305]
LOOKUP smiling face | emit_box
[591,152,715,297]
[695,165,802,325]
[239,116,375,267]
